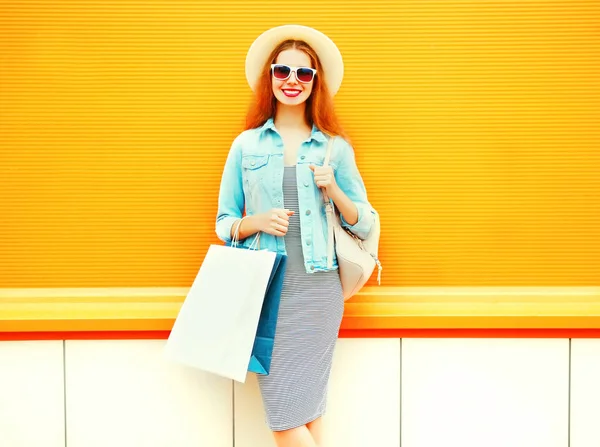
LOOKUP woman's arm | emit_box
[215,137,294,242]
[310,138,375,240]
[215,137,245,244]
[333,139,375,239]
[229,208,294,241]
[326,184,359,225]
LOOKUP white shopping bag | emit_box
[164,244,276,383]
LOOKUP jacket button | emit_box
[305,210,311,216]
[250,161,256,166]
[306,240,312,246]
[301,155,306,160]
[304,181,310,187]
[310,265,315,271]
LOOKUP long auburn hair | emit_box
[245,39,350,143]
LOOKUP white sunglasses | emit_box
[271,64,317,83]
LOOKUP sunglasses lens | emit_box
[273,65,291,79]
[297,68,314,83]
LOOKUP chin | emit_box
[276,93,308,106]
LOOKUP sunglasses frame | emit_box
[270,64,317,83]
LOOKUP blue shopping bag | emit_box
[225,242,287,375]
[248,251,286,375]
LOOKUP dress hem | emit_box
[268,411,326,432]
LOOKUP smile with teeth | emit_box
[282,89,302,97]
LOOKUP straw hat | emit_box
[245,24,344,96]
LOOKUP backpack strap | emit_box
[322,136,336,269]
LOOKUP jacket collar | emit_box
[259,117,328,144]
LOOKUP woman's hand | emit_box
[309,165,338,195]
[256,208,295,236]
[309,164,360,227]
[230,208,294,241]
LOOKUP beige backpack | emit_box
[322,136,382,300]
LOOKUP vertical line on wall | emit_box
[568,338,571,447]
[63,340,68,447]
[399,338,402,447]
[232,380,236,447]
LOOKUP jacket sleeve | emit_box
[215,136,244,244]
[333,138,375,240]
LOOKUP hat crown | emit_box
[245,25,344,96]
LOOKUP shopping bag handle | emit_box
[232,216,261,250]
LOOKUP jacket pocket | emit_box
[242,154,270,170]
[298,152,338,171]
[242,154,270,186]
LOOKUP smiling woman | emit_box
[244,35,349,143]
[271,53,315,104]
[214,24,377,447]
[1,2,599,444]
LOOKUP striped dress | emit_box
[256,165,345,432]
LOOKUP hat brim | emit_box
[245,25,344,96]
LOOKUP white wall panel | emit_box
[65,340,232,447]
[402,338,569,447]
[0,337,588,447]
[570,339,600,447]
[233,372,272,447]
[324,338,401,447]
[0,341,65,447]
[234,338,401,447]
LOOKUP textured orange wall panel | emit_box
[1,1,599,288]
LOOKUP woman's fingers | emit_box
[264,209,292,236]
[276,209,294,219]
[273,217,289,235]
[274,224,288,233]
[275,216,289,227]
[266,225,287,236]
[310,166,336,192]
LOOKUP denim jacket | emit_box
[215,117,375,273]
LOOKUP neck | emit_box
[274,103,308,129]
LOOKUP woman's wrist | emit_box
[326,183,343,202]
[327,185,359,226]
[230,215,263,241]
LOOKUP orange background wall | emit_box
[1,1,598,288]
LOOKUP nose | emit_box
[286,71,299,85]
